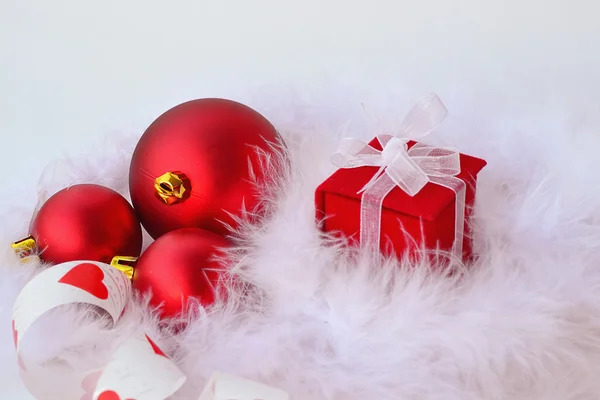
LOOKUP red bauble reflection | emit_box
[129,98,283,239]
[31,184,143,264]
[131,228,230,319]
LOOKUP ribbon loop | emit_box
[12,261,186,400]
[331,93,466,258]
[331,138,383,169]
[408,144,461,177]
[397,92,448,139]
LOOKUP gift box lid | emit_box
[316,139,487,221]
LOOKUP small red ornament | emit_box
[12,184,142,265]
[129,98,284,239]
[131,228,230,319]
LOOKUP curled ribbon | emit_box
[331,94,466,258]
[12,260,186,400]
[12,261,289,399]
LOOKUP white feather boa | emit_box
[2,90,600,400]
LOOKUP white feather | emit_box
[2,89,600,399]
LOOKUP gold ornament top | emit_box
[12,235,37,255]
[110,256,138,280]
[154,171,191,205]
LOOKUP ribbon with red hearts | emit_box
[12,260,186,400]
[12,260,290,400]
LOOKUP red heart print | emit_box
[97,390,135,400]
[58,263,109,300]
[145,334,166,357]
[12,320,18,348]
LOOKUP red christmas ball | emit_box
[131,228,230,319]
[129,98,283,239]
[26,184,143,264]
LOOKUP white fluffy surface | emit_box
[3,90,600,400]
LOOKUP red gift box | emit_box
[315,137,487,262]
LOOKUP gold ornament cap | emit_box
[11,235,37,257]
[110,256,138,280]
[154,171,191,205]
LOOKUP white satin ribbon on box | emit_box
[331,94,466,258]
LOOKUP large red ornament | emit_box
[13,184,143,265]
[131,228,230,319]
[129,98,283,239]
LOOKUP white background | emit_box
[1,0,599,209]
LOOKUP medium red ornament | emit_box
[129,98,283,239]
[12,184,143,265]
[131,228,230,319]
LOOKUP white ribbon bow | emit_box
[330,93,466,257]
[332,137,461,197]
